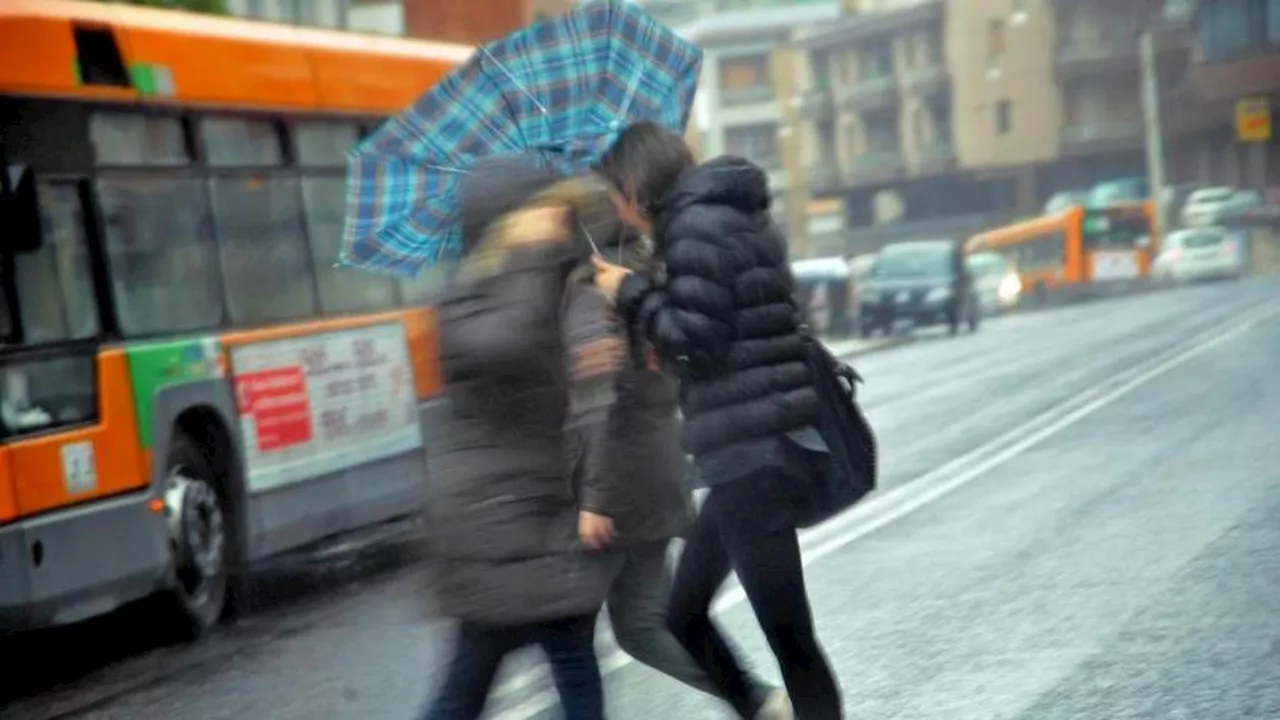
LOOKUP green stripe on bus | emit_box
[125,337,223,450]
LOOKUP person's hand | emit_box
[571,337,624,380]
[578,511,615,550]
[591,255,633,304]
[507,204,571,245]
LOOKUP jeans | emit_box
[608,541,774,711]
[420,614,602,720]
[667,471,843,720]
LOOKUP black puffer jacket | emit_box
[616,156,819,456]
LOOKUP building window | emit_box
[987,18,1006,68]
[719,54,771,91]
[724,124,780,167]
[1269,0,1280,42]
[1198,0,1258,61]
[996,100,1013,135]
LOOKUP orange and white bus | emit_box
[0,1,469,635]
[965,201,1157,305]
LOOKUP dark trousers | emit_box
[667,473,843,720]
[420,614,602,720]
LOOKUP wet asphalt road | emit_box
[4,277,1280,720]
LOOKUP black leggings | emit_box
[666,472,843,720]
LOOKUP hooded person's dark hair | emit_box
[594,122,696,220]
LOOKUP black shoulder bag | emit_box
[791,322,880,528]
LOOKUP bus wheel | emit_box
[1032,283,1048,306]
[159,431,229,639]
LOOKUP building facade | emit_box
[1185,0,1280,188]
[791,0,1247,254]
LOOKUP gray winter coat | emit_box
[566,203,693,544]
[423,158,622,625]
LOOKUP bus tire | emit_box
[1032,283,1048,306]
[157,430,230,640]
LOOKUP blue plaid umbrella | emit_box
[341,0,702,276]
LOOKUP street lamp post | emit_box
[1139,29,1168,244]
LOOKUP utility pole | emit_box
[1139,29,1168,244]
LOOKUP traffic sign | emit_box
[1235,97,1271,142]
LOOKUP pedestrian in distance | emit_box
[417,156,625,720]
[592,122,846,720]
[564,198,793,719]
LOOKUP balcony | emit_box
[1054,41,1139,77]
[794,87,835,119]
[902,64,949,96]
[719,85,777,107]
[807,164,841,196]
[843,150,905,186]
[912,140,956,175]
[836,75,898,110]
[1060,120,1144,154]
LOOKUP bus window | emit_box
[302,175,399,313]
[89,112,189,167]
[1,354,97,437]
[210,174,318,324]
[1017,231,1066,272]
[294,121,359,167]
[201,117,285,168]
[1083,217,1149,250]
[15,184,99,343]
[98,176,226,334]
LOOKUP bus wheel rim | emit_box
[166,470,226,602]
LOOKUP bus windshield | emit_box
[1082,210,1150,250]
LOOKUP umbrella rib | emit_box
[481,45,548,116]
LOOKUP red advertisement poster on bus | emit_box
[234,366,313,452]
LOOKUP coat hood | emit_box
[658,155,772,222]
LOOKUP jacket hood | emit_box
[459,156,562,252]
[658,156,772,222]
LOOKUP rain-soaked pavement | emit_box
[4,277,1280,720]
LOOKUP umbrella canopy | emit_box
[340,0,702,277]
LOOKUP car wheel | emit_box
[157,431,230,640]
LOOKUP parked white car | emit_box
[1180,186,1237,228]
[1152,227,1245,282]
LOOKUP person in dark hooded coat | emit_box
[591,122,844,720]
[419,156,624,720]
[567,202,788,718]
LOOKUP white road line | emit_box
[488,302,1280,720]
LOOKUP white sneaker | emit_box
[753,690,794,720]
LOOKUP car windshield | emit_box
[872,247,953,279]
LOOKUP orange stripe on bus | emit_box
[220,309,443,400]
[0,448,17,524]
[0,0,468,116]
[8,350,148,518]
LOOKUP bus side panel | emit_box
[220,320,430,562]
[0,351,167,631]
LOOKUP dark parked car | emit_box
[860,239,980,337]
